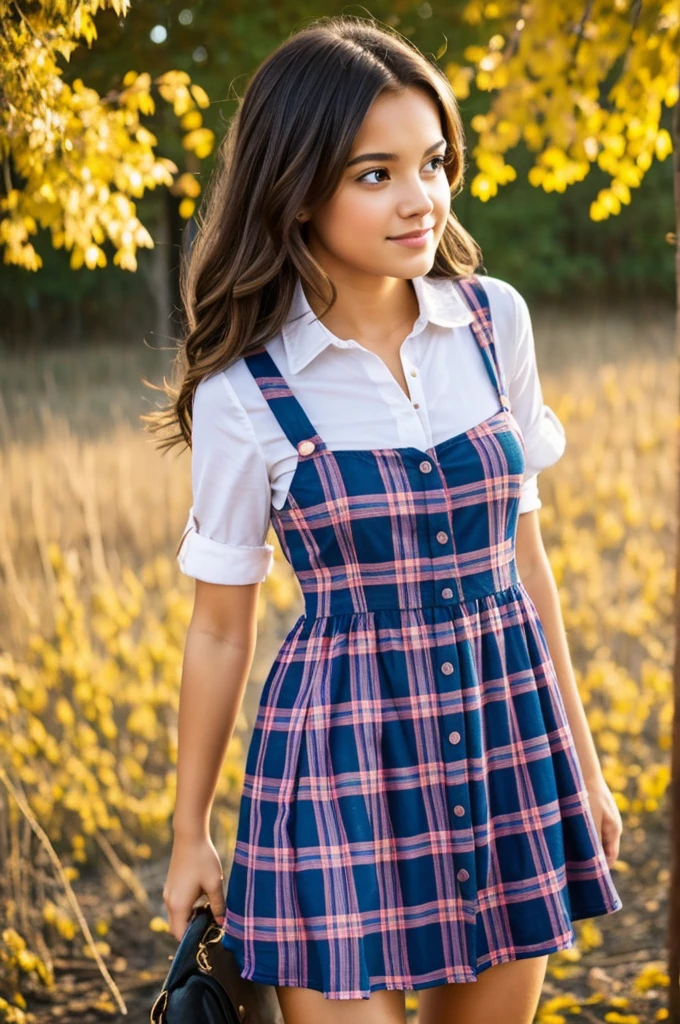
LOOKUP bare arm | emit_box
[164,578,260,939]
[516,510,622,866]
[516,520,602,786]
[173,577,260,835]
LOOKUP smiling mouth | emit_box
[388,227,434,240]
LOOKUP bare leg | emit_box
[418,955,550,1024]
[275,985,406,1024]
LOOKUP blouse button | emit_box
[448,730,461,744]
[410,368,418,377]
[436,531,448,544]
[441,587,453,599]
[454,804,465,817]
[297,440,316,456]
[456,868,469,882]
[441,662,454,675]
[419,460,432,473]
[413,403,420,409]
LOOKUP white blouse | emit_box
[177,273,566,586]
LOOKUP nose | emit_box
[398,177,436,218]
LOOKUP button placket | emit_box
[417,457,455,604]
[422,457,465,846]
[446,741,469,825]
[414,448,469,892]
[406,367,430,430]
[438,658,470,887]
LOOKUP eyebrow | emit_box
[346,138,447,168]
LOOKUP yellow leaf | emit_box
[463,45,488,63]
[136,126,157,147]
[665,83,679,107]
[84,244,101,269]
[181,110,203,131]
[70,247,84,270]
[190,83,210,109]
[470,172,497,200]
[138,93,156,116]
[182,128,215,156]
[157,69,191,86]
[462,1,483,24]
[175,172,201,198]
[611,180,631,204]
[655,129,672,160]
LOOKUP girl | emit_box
[149,14,623,1024]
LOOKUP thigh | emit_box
[275,984,406,1024]
[418,954,549,1024]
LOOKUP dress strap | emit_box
[243,346,328,458]
[454,276,511,413]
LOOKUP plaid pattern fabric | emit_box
[220,274,622,1000]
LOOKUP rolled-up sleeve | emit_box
[507,287,566,514]
[176,370,275,584]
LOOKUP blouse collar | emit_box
[281,273,474,375]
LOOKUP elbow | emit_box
[190,578,262,648]
[517,553,553,592]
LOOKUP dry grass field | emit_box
[0,297,677,1022]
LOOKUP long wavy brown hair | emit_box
[142,13,483,453]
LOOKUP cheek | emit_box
[317,189,387,241]
[434,176,452,216]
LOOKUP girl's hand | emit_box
[162,831,226,942]
[585,773,623,869]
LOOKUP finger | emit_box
[165,894,195,943]
[209,881,226,926]
[605,842,619,867]
[169,907,193,943]
[601,817,620,866]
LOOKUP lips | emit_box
[388,226,434,240]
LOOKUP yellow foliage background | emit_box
[0,302,676,1019]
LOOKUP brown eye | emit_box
[357,168,390,185]
[357,156,446,185]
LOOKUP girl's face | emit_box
[302,87,451,281]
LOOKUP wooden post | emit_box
[667,73,680,1023]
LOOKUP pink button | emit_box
[441,662,454,675]
[436,531,448,544]
[457,868,469,882]
[454,805,465,817]
[297,440,316,456]
[448,730,461,744]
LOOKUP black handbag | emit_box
[149,904,284,1024]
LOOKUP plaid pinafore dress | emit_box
[221,275,622,1000]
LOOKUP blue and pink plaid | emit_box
[220,275,622,999]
